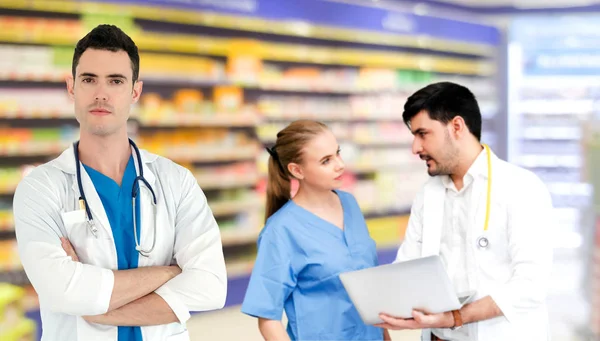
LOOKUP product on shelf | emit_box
[351,122,412,145]
[0,202,12,231]
[137,128,259,162]
[193,161,258,190]
[0,127,77,157]
[0,89,72,118]
[140,52,225,82]
[0,240,21,272]
[365,215,410,248]
[138,89,257,126]
[0,283,36,341]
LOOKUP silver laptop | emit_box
[339,255,468,325]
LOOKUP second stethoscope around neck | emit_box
[476,144,492,250]
[73,138,158,257]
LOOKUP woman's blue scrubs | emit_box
[241,189,384,341]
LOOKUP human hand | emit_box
[375,310,454,330]
[60,237,80,262]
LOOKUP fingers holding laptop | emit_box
[375,310,454,330]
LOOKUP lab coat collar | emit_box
[53,141,158,186]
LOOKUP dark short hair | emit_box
[402,81,482,141]
[72,24,140,83]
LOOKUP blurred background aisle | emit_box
[0,0,597,340]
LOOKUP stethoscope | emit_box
[476,144,492,250]
[73,138,158,257]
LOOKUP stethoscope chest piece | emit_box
[477,236,489,249]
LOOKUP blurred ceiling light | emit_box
[287,21,313,36]
[413,3,429,15]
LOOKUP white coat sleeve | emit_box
[154,167,227,324]
[13,171,114,316]
[489,175,554,322]
[394,188,424,263]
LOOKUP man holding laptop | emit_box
[376,82,554,340]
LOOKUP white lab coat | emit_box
[13,144,227,341]
[395,150,554,341]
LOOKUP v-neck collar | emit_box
[289,189,349,240]
[83,155,136,189]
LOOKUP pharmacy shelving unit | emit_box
[0,1,503,334]
[583,122,600,340]
[507,16,597,340]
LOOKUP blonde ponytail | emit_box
[263,120,328,222]
[265,148,291,222]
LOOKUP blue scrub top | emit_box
[241,190,383,341]
[84,155,142,341]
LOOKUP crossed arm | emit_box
[61,238,180,326]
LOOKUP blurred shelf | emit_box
[261,114,355,122]
[164,145,258,163]
[363,207,411,219]
[221,228,260,247]
[0,0,495,57]
[350,162,423,173]
[519,100,596,115]
[137,114,258,128]
[0,186,17,195]
[0,229,15,240]
[0,111,72,120]
[0,71,423,95]
[354,139,412,147]
[0,142,71,157]
[0,71,68,83]
[518,155,581,168]
[260,115,408,123]
[0,269,28,286]
[210,198,260,216]
[196,173,258,190]
[226,259,255,278]
[522,127,581,140]
[0,29,494,75]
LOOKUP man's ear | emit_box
[132,80,143,104]
[287,162,303,180]
[450,116,467,138]
[66,75,75,101]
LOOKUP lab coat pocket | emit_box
[166,329,189,341]
[60,211,113,267]
[61,209,86,226]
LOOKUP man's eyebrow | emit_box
[78,73,128,80]
[108,74,128,79]
[412,128,426,135]
[79,73,97,78]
